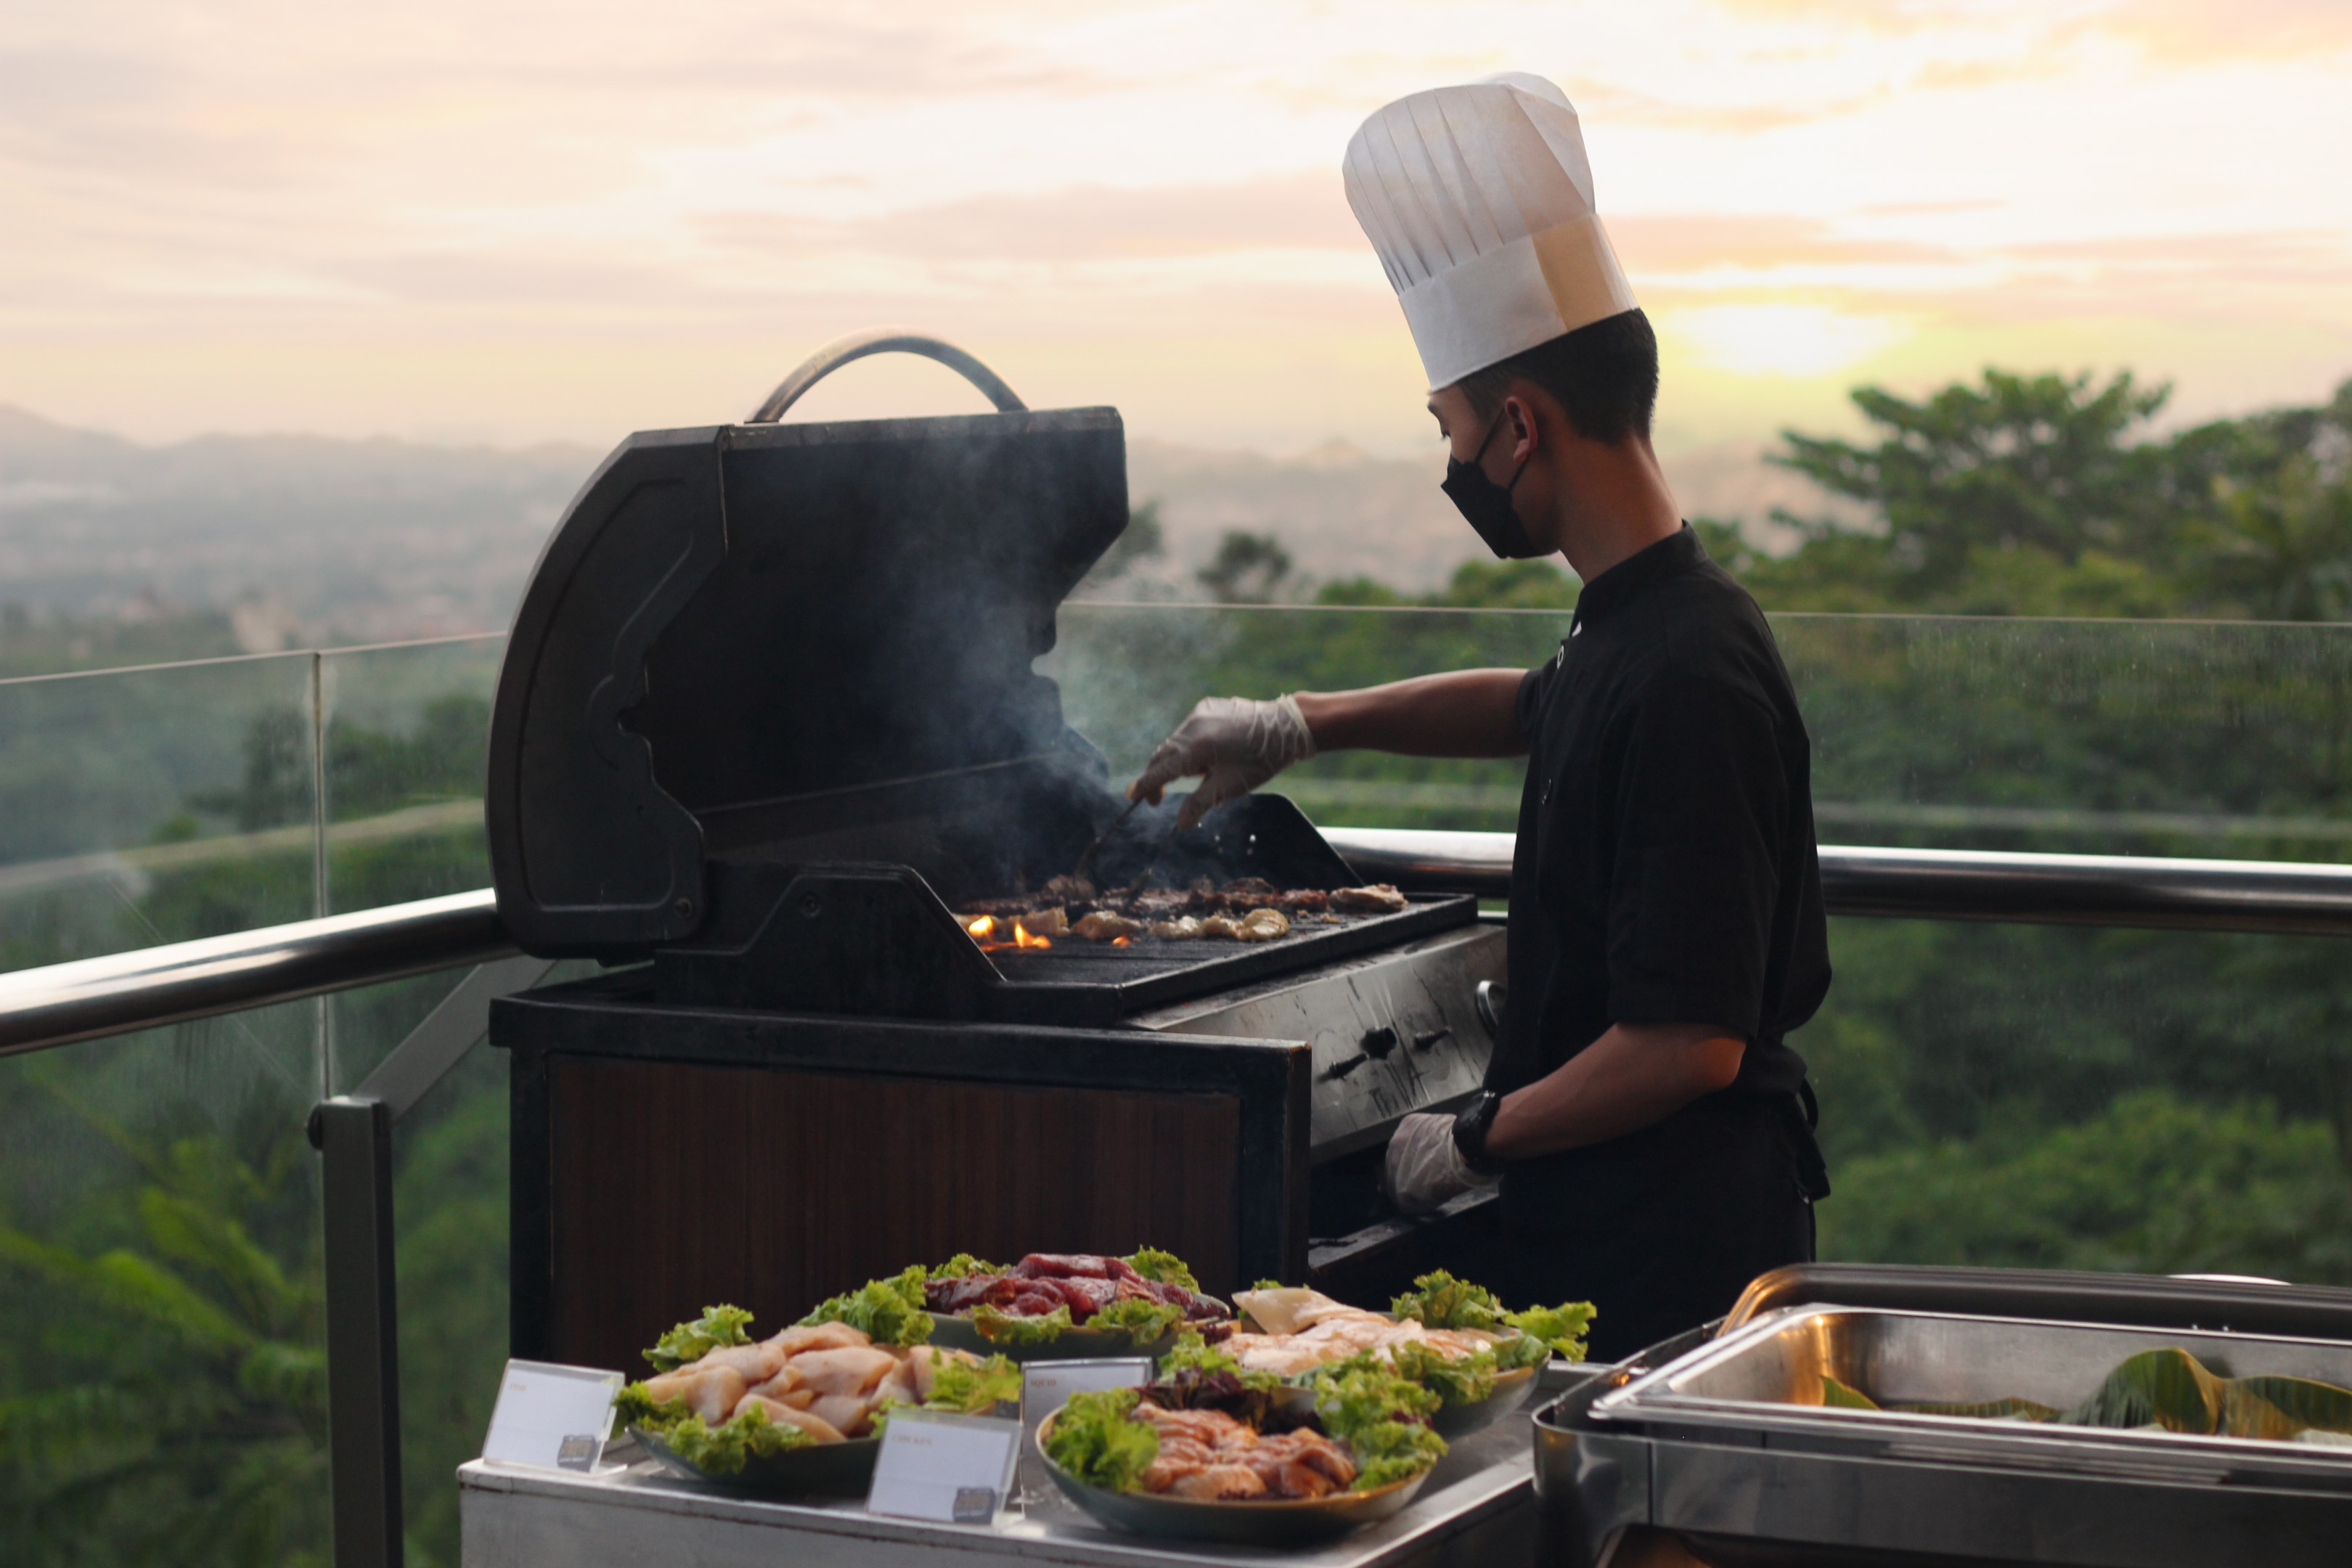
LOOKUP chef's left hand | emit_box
[1383,1111,1500,1216]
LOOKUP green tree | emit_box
[1196,530,1295,603]
[0,1074,329,1567]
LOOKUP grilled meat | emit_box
[959,880,1394,942]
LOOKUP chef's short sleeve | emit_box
[1605,671,1789,1037]
[1516,661,1550,744]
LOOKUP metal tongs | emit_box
[1071,791,1183,895]
[1070,796,1144,882]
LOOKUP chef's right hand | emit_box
[1130,695,1318,831]
[1383,1111,1499,1216]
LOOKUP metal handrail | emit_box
[4,832,2352,1059]
[1321,829,2352,937]
[0,889,512,1059]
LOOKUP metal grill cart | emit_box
[458,1387,1552,1568]
[482,335,1510,1374]
[1534,1264,2352,1568]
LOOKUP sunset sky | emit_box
[4,0,2350,460]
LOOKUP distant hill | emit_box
[1127,436,1853,595]
[0,406,595,643]
[0,405,1847,644]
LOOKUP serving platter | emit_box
[632,1424,881,1495]
[1033,1411,1430,1545]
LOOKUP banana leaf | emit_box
[2222,1376,2352,1440]
[1818,1375,1879,1410]
[2059,1347,2226,1433]
[1810,1346,2352,1442]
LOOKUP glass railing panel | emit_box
[1055,605,2352,857]
[317,635,505,1093]
[1807,920,2352,1283]
[0,652,321,976]
[318,635,505,917]
[1776,615,2352,862]
[0,1002,328,1565]
[1050,604,1562,832]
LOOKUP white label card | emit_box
[867,1409,1022,1525]
[1019,1358,1153,1432]
[481,1359,625,1473]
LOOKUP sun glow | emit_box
[1666,303,1911,380]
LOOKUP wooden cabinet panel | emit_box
[544,1053,1242,1371]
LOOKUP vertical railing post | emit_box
[309,955,552,1568]
[314,1094,404,1568]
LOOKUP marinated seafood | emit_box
[1132,1402,1358,1500]
[618,1307,1019,1475]
[1225,1286,1508,1379]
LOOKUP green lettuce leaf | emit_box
[1347,1418,1450,1490]
[800,1266,933,1347]
[1389,1270,1500,1331]
[1042,1388,1159,1492]
[1501,1302,1595,1362]
[1389,1340,1498,1405]
[613,1381,687,1428]
[1309,1354,1445,1437]
[644,1304,754,1372]
[924,1352,1024,1413]
[928,1253,1002,1281]
[1490,1332,1551,1373]
[656,1402,812,1474]
[1124,1248,1200,1292]
[1093,1297,1184,1344]
[1157,1328,1280,1390]
[1307,1357,1449,1493]
[973,1303,1073,1345]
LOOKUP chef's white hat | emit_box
[1344,73,1638,391]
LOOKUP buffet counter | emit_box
[459,1407,1535,1568]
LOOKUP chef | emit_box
[1129,74,1832,1361]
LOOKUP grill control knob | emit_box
[1325,1053,1371,1080]
[1412,1027,1450,1052]
[1359,1026,1399,1060]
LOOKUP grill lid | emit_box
[486,333,1128,957]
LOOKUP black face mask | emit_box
[1441,409,1543,559]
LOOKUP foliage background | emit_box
[4,371,2351,1564]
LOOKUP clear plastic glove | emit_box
[1129,695,1317,830]
[1383,1111,1500,1216]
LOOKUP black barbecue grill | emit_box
[483,332,1508,1372]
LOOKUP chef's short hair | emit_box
[1454,309,1658,445]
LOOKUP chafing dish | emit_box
[1535,1263,2352,1568]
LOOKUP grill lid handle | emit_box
[746,327,1028,422]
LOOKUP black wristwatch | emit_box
[1453,1090,1507,1177]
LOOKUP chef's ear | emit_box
[1501,393,1540,464]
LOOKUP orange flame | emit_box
[965,914,995,939]
[1111,935,1132,947]
[1012,920,1052,950]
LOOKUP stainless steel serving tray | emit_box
[1588,1305,2352,1487]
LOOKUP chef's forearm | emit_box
[1293,669,1526,758]
[1484,1021,1746,1159]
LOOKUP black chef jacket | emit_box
[1488,523,1832,1362]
